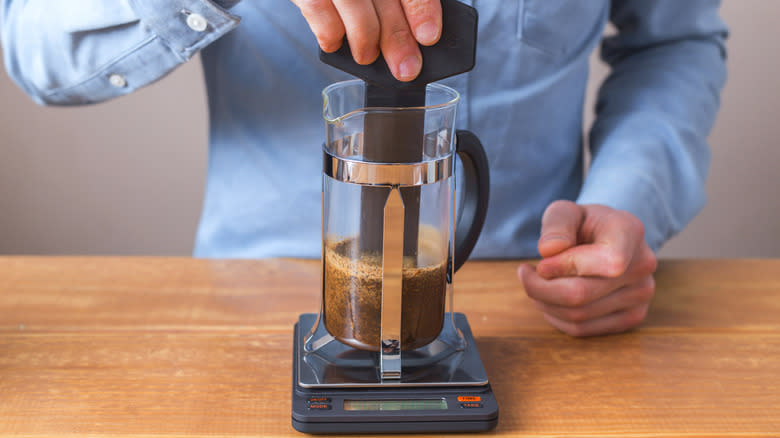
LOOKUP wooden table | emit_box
[0,258,778,437]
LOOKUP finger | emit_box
[373,0,422,81]
[538,200,584,258]
[543,303,650,337]
[521,242,656,307]
[532,275,655,323]
[537,208,644,279]
[333,0,381,64]
[636,239,659,277]
[292,0,347,53]
[519,263,624,307]
[400,0,442,45]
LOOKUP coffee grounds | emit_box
[323,237,447,351]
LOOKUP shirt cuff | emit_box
[44,0,240,104]
[130,0,241,60]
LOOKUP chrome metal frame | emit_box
[323,148,452,187]
[307,143,465,383]
[380,188,405,379]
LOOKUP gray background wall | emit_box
[1,1,778,257]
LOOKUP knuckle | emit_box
[563,308,590,323]
[640,247,659,275]
[645,275,656,291]
[401,0,435,18]
[343,16,379,51]
[634,278,656,303]
[387,25,415,47]
[624,305,649,329]
[619,209,644,235]
[354,21,380,44]
[604,249,630,278]
[633,216,646,238]
[564,253,579,276]
[564,282,588,307]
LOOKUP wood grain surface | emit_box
[0,257,779,437]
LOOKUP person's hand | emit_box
[290,0,442,81]
[518,201,658,337]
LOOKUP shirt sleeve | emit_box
[1,0,241,105]
[576,0,728,252]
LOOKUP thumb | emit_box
[538,200,585,258]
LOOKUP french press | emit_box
[292,0,498,433]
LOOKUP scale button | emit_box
[457,396,482,402]
[308,403,332,410]
[460,402,484,409]
[308,397,331,403]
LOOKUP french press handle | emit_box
[451,130,490,276]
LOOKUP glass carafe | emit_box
[319,79,489,377]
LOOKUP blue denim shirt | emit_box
[1,1,727,258]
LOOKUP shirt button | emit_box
[186,13,208,32]
[109,74,127,88]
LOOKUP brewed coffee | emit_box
[323,235,447,352]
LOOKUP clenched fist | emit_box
[518,201,658,337]
[290,0,442,81]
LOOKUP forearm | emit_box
[578,0,727,251]
[1,0,240,105]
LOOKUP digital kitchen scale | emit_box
[291,313,498,434]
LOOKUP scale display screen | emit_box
[344,399,448,411]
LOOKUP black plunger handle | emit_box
[452,130,490,274]
[319,0,478,91]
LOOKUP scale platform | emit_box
[291,313,498,434]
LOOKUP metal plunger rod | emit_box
[361,85,425,380]
[359,85,426,259]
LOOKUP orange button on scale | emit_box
[308,397,331,403]
[457,396,482,402]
